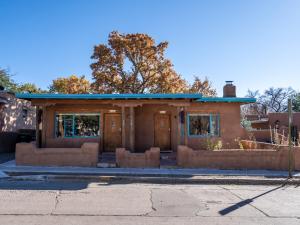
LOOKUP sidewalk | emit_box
[1,160,300,185]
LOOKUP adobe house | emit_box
[16,82,255,154]
[0,87,8,132]
[0,86,36,153]
[248,112,300,143]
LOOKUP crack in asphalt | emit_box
[150,189,157,212]
[51,190,61,215]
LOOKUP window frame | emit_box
[54,113,101,139]
[187,113,220,138]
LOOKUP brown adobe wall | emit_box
[116,147,160,168]
[186,102,247,149]
[134,104,178,152]
[16,142,99,167]
[177,145,300,171]
[40,101,247,152]
[268,112,300,128]
[246,130,271,143]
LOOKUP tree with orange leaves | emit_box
[49,75,91,94]
[189,76,217,96]
[90,31,188,94]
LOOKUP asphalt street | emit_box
[0,178,299,225]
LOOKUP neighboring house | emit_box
[16,82,255,153]
[0,89,36,153]
[0,91,36,132]
[247,112,300,143]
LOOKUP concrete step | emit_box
[97,162,116,168]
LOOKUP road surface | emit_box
[0,178,299,225]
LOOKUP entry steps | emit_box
[97,152,177,168]
[97,153,116,168]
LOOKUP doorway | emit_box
[104,113,122,151]
[154,114,171,151]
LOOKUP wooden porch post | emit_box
[184,107,188,146]
[177,107,181,146]
[121,106,126,148]
[41,106,47,147]
[129,106,135,151]
[35,106,40,148]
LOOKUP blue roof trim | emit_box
[16,93,203,100]
[196,97,256,103]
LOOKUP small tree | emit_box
[0,68,17,92]
[49,75,91,94]
[188,76,217,96]
[292,93,300,112]
[260,87,295,113]
[0,68,45,93]
[244,87,295,115]
[16,83,46,93]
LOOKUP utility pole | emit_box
[288,98,293,178]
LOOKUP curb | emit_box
[6,173,300,185]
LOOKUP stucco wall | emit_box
[177,145,300,170]
[186,102,246,149]
[0,92,35,132]
[42,104,116,150]
[116,147,160,168]
[134,104,178,152]
[16,142,99,167]
[268,112,300,128]
[40,100,247,151]
[247,130,271,142]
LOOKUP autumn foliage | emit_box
[90,31,216,96]
[44,32,217,96]
[49,75,90,94]
[189,76,217,96]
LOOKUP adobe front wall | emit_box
[41,102,180,152]
[42,103,118,151]
[186,102,246,149]
[38,100,246,151]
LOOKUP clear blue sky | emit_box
[0,0,299,96]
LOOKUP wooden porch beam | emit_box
[113,103,143,107]
[168,102,191,107]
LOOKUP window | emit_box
[55,113,100,138]
[188,113,220,137]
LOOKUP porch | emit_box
[34,99,192,153]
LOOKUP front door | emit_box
[154,114,171,151]
[104,113,122,151]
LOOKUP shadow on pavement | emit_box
[0,153,15,164]
[0,179,90,191]
[219,184,285,216]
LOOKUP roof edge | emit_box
[15,93,203,100]
[196,97,256,103]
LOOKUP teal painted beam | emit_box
[15,93,202,100]
[196,97,256,103]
